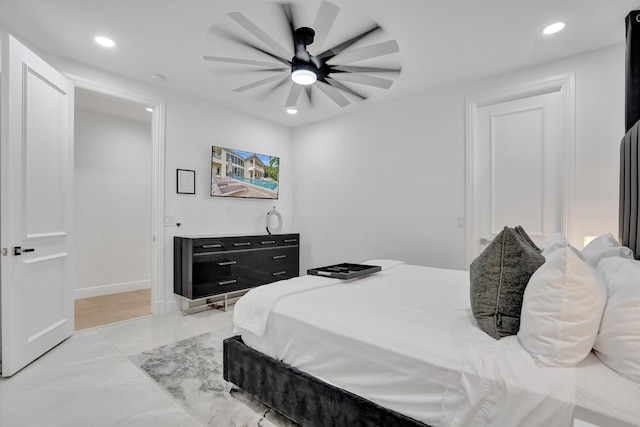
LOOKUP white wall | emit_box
[292,44,625,271]
[74,109,151,298]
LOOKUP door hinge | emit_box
[2,248,7,256]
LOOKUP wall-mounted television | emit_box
[211,146,279,199]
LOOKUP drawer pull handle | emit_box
[217,260,237,266]
[272,271,287,276]
[233,242,251,247]
[284,239,297,243]
[261,240,276,245]
[202,244,222,249]
[272,255,287,260]
[218,280,237,286]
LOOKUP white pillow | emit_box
[540,232,569,257]
[585,245,635,268]
[593,257,640,385]
[581,232,619,259]
[518,247,607,367]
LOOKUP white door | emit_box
[1,35,75,377]
[466,76,575,264]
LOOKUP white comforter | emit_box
[234,261,576,427]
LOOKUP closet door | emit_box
[465,75,575,265]
[476,90,562,249]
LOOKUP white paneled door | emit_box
[466,76,575,265]
[1,35,75,377]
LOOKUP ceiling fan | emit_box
[202,1,401,109]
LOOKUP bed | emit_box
[225,257,639,427]
[223,123,640,427]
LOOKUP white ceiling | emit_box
[75,88,153,124]
[1,0,639,127]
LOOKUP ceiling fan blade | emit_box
[280,3,312,63]
[330,40,400,63]
[203,56,285,68]
[324,78,367,100]
[311,1,339,51]
[233,74,290,93]
[332,65,401,74]
[279,3,297,52]
[330,73,394,89]
[271,74,292,92]
[228,11,292,59]
[315,80,351,107]
[305,86,313,106]
[285,83,303,108]
[210,27,291,66]
[255,67,291,72]
[316,25,380,61]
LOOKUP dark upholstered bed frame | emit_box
[223,335,431,427]
[620,119,640,258]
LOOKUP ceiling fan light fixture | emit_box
[291,64,317,85]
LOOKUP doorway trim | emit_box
[464,73,576,267]
[70,75,167,315]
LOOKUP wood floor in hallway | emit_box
[75,288,151,330]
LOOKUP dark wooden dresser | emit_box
[174,234,300,311]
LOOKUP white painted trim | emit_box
[65,75,167,316]
[74,279,151,299]
[150,101,167,315]
[465,73,576,267]
[165,298,180,314]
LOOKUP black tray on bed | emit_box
[307,263,381,280]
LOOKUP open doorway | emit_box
[73,88,153,330]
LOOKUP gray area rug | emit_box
[129,328,298,427]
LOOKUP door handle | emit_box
[479,238,492,245]
[13,246,35,256]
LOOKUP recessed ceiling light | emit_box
[94,36,116,48]
[145,107,153,112]
[149,74,166,81]
[543,22,565,35]
[286,108,298,115]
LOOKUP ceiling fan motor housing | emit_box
[295,27,315,46]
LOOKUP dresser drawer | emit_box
[192,251,256,297]
[277,234,300,246]
[192,277,252,299]
[255,247,298,270]
[192,236,256,253]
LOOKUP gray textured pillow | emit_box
[470,226,545,339]
[515,225,540,252]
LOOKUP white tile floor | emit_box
[0,309,236,427]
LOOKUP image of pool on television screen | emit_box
[211,146,279,199]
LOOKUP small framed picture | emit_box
[177,169,195,194]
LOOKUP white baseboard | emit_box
[164,298,179,314]
[75,279,151,300]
